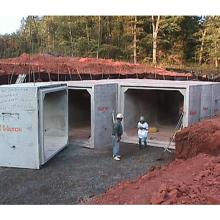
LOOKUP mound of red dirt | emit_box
[0,53,192,79]
[87,117,220,205]
[175,116,220,159]
[88,154,220,204]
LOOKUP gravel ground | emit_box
[0,143,174,204]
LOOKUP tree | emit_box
[97,16,101,58]
[180,16,201,62]
[198,29,207,65]
[196,16,220,68]
[204,16,220,68]
[133,16,137,64]
[0,15,216,73]
[151,16,160,65]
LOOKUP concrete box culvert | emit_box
[119,87,185,148]
[67,80,118,149]
[1,79,220,169]
[49,79,220,150]
[122,88,184,148]
[117,79,220,148]
[68,87,92,148]
[0,83,68,169]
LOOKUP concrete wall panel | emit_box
[200,85,212,120]
[188,85,202,125]
[212,84,220,116]
[68,89,91,129]
[94,84,118,148]
[124,89,157,130]
[44,90,68,137]
[0,87,39,169]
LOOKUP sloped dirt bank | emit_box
[88,154,220,204]
[175,116,220,159]
[88,117,220,205]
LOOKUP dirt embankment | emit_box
[0,53,192,78]
[88,116,220,205]
[89,154,220,204]
[175,116,220,159]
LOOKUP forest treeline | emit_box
[0,16,220,72]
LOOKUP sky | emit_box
[0,16,24,35]
[0,0,219,35]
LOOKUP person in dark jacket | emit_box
[112,113,123,161]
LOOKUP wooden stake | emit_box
[76,68,82,80]
[68,68,72,80]
[9,65,15,84]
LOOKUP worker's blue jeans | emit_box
[112,136,120,157]
[139,137,147,146]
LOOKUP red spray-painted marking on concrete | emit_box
[0,124,22,133]
[190,111,197,116]
[98,106,109,112]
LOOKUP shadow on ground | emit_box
[0,143,174,204]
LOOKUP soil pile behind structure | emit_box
[0,53,192,81]
[89,154,220,204]
[175,116,220,159]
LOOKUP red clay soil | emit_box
[88,116,220,205]
[0,53,192,79]
[88,154,220,204]
[175,116,220,159]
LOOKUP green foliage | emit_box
[1,16,220,71]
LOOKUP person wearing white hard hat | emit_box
[112,113,123,161]
[137,116,148,149]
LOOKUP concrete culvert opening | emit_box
[68,89,91,145]
[43,90,68,161]
[123,89,184,146]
